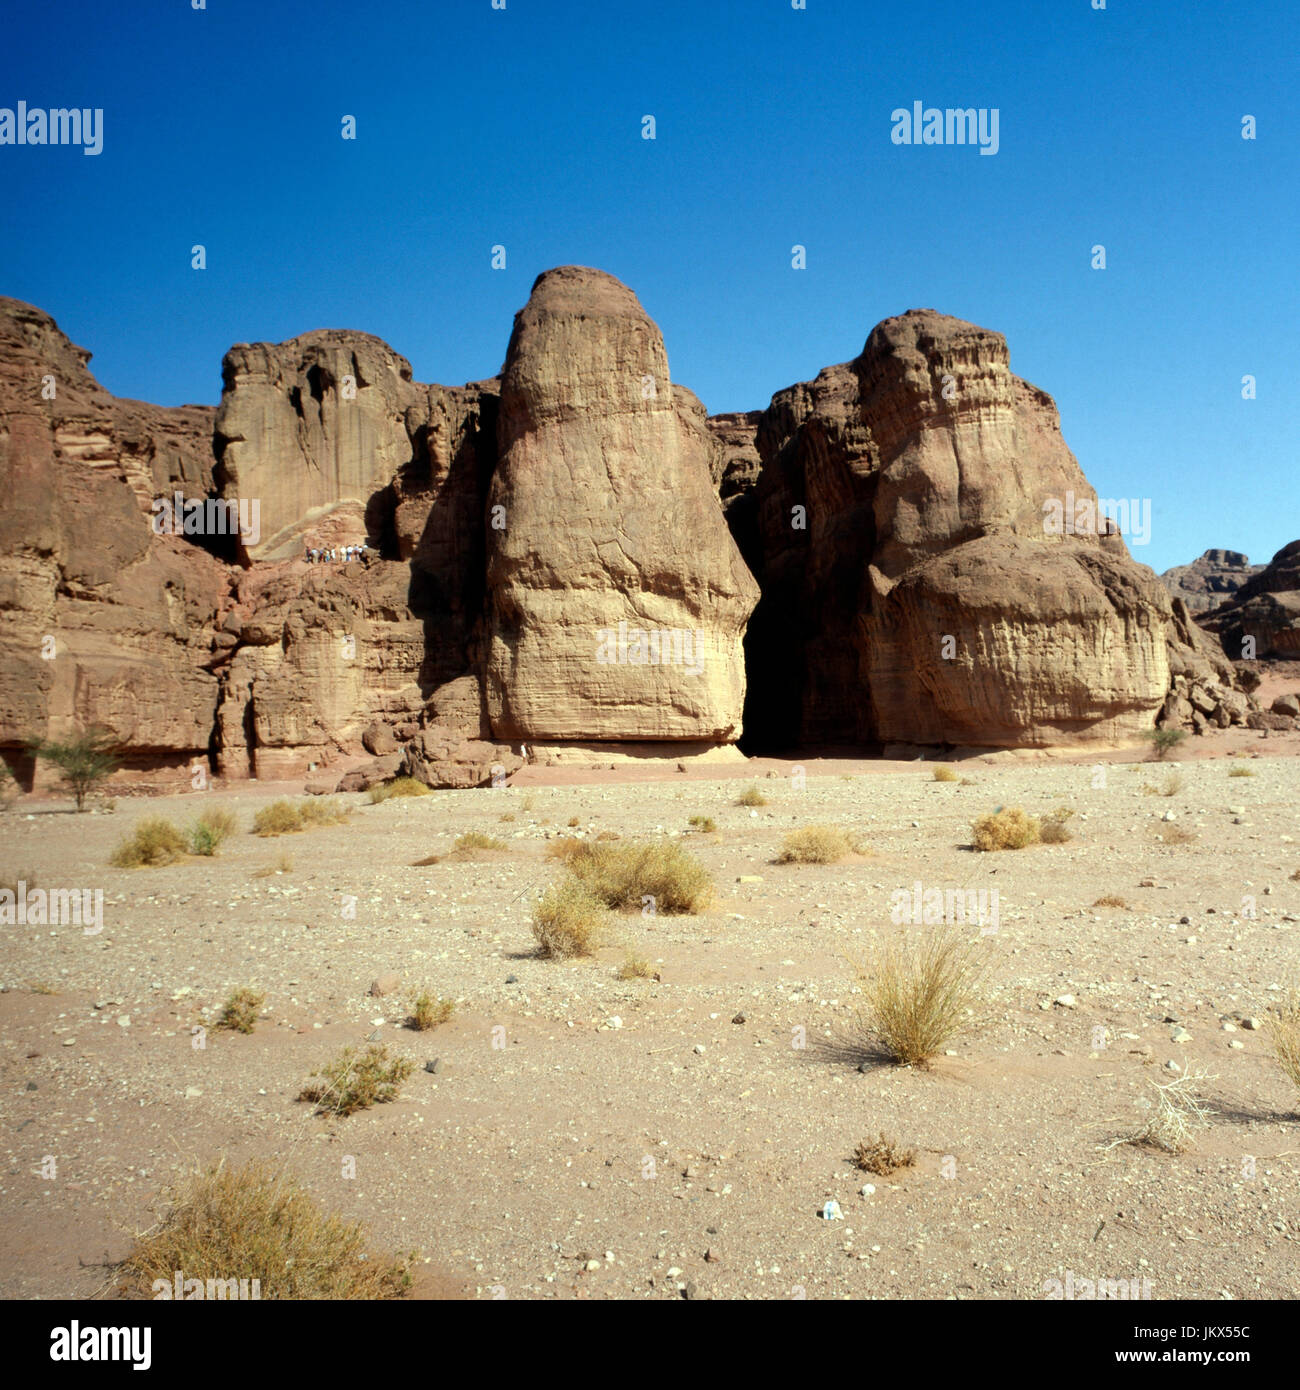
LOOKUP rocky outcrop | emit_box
[1199,540,1300,660]
[733,309,1231,748]
[1160,549,1263,614]
[0,298,229,787]
[484,267,759,744]
[1,282,1270,785]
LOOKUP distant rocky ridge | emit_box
[1160,549,1263,614]
[0,272,1277,792]
[1198,540,1300,661]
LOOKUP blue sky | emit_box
[2,0,1296,573]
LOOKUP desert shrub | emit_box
[27,726,120,811]
[853,1133,917,1176]
[1147,728,1188,761]
[367,777,432,804]
[778,825,860,864]
[688,815,717,834]
[410,991,453,1031]
[115,1160,414,1299]
[567,815,581,828]
[971,807,1040,852]
[616,951,656,980]
[1106,1068,1216,1155]
[189,806,238,856]
[1093,894,1129,909]
[252,798,346,836]
[561,839,712,914]
[216,987,265,1034]
[1268,991,1300,1094]
[499,812,516,822]
[298,798,348,827]
[299,1044,414,1117]
[736,785,768,807]
[532,878,609,959]
[454,831,507,852]
[854,927,987,1067]
[1154,823,1197,845]
[110,816,188,868]
[931,766,959,783]
[252,800,304,836]
[1228,764,1255,778]
[1039,807,1075,845]
[1141,771,1183,797]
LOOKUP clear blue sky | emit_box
[2,0,1296,573]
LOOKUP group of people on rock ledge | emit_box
[303,543,371,564]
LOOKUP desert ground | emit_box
[2,717,1299,1302]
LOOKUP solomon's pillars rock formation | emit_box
[741,309,1180,747]
[485,267,759,747]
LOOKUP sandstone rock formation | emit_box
[484,267,759,745]
[0,280,1265,788]
[0,298,228,788]
[1199,540,1300,660]
[1160,549,1263,614]
[729,309,1241,748]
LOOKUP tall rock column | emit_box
[486,267,759,744]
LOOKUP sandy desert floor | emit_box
[2,722,1299,1302]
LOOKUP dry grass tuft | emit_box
[453,831,507,852]
[110,817,188,868]
[115,1159,414,1299]
[1268,991,1300,1095]
[252,853,293,878]
[687,815,717,833]
[216,987,265,1034]
[252,798,348,837]
[1039,807,1075,844]
[1153,823,1197,845]
[778,825,861,864]
[616,951,657,981]
[1228,764,1255,778]
[410,991,454,1031]
[531,879,609,959]
[971,806,1040,851]
[853,1133,917,1176]
[367,777,432,804]
[736,785,769,807]
[559,839,713,914]
[853,927,988,1067]
[298,1044,414,1117]
[931,766,959,783]
[189,807,238,856]
[1093,894,1130,909]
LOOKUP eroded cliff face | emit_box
[484,267,759,745]
[0,297,228,786]
[733,309,1243,748]
[0,283,1269,791]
